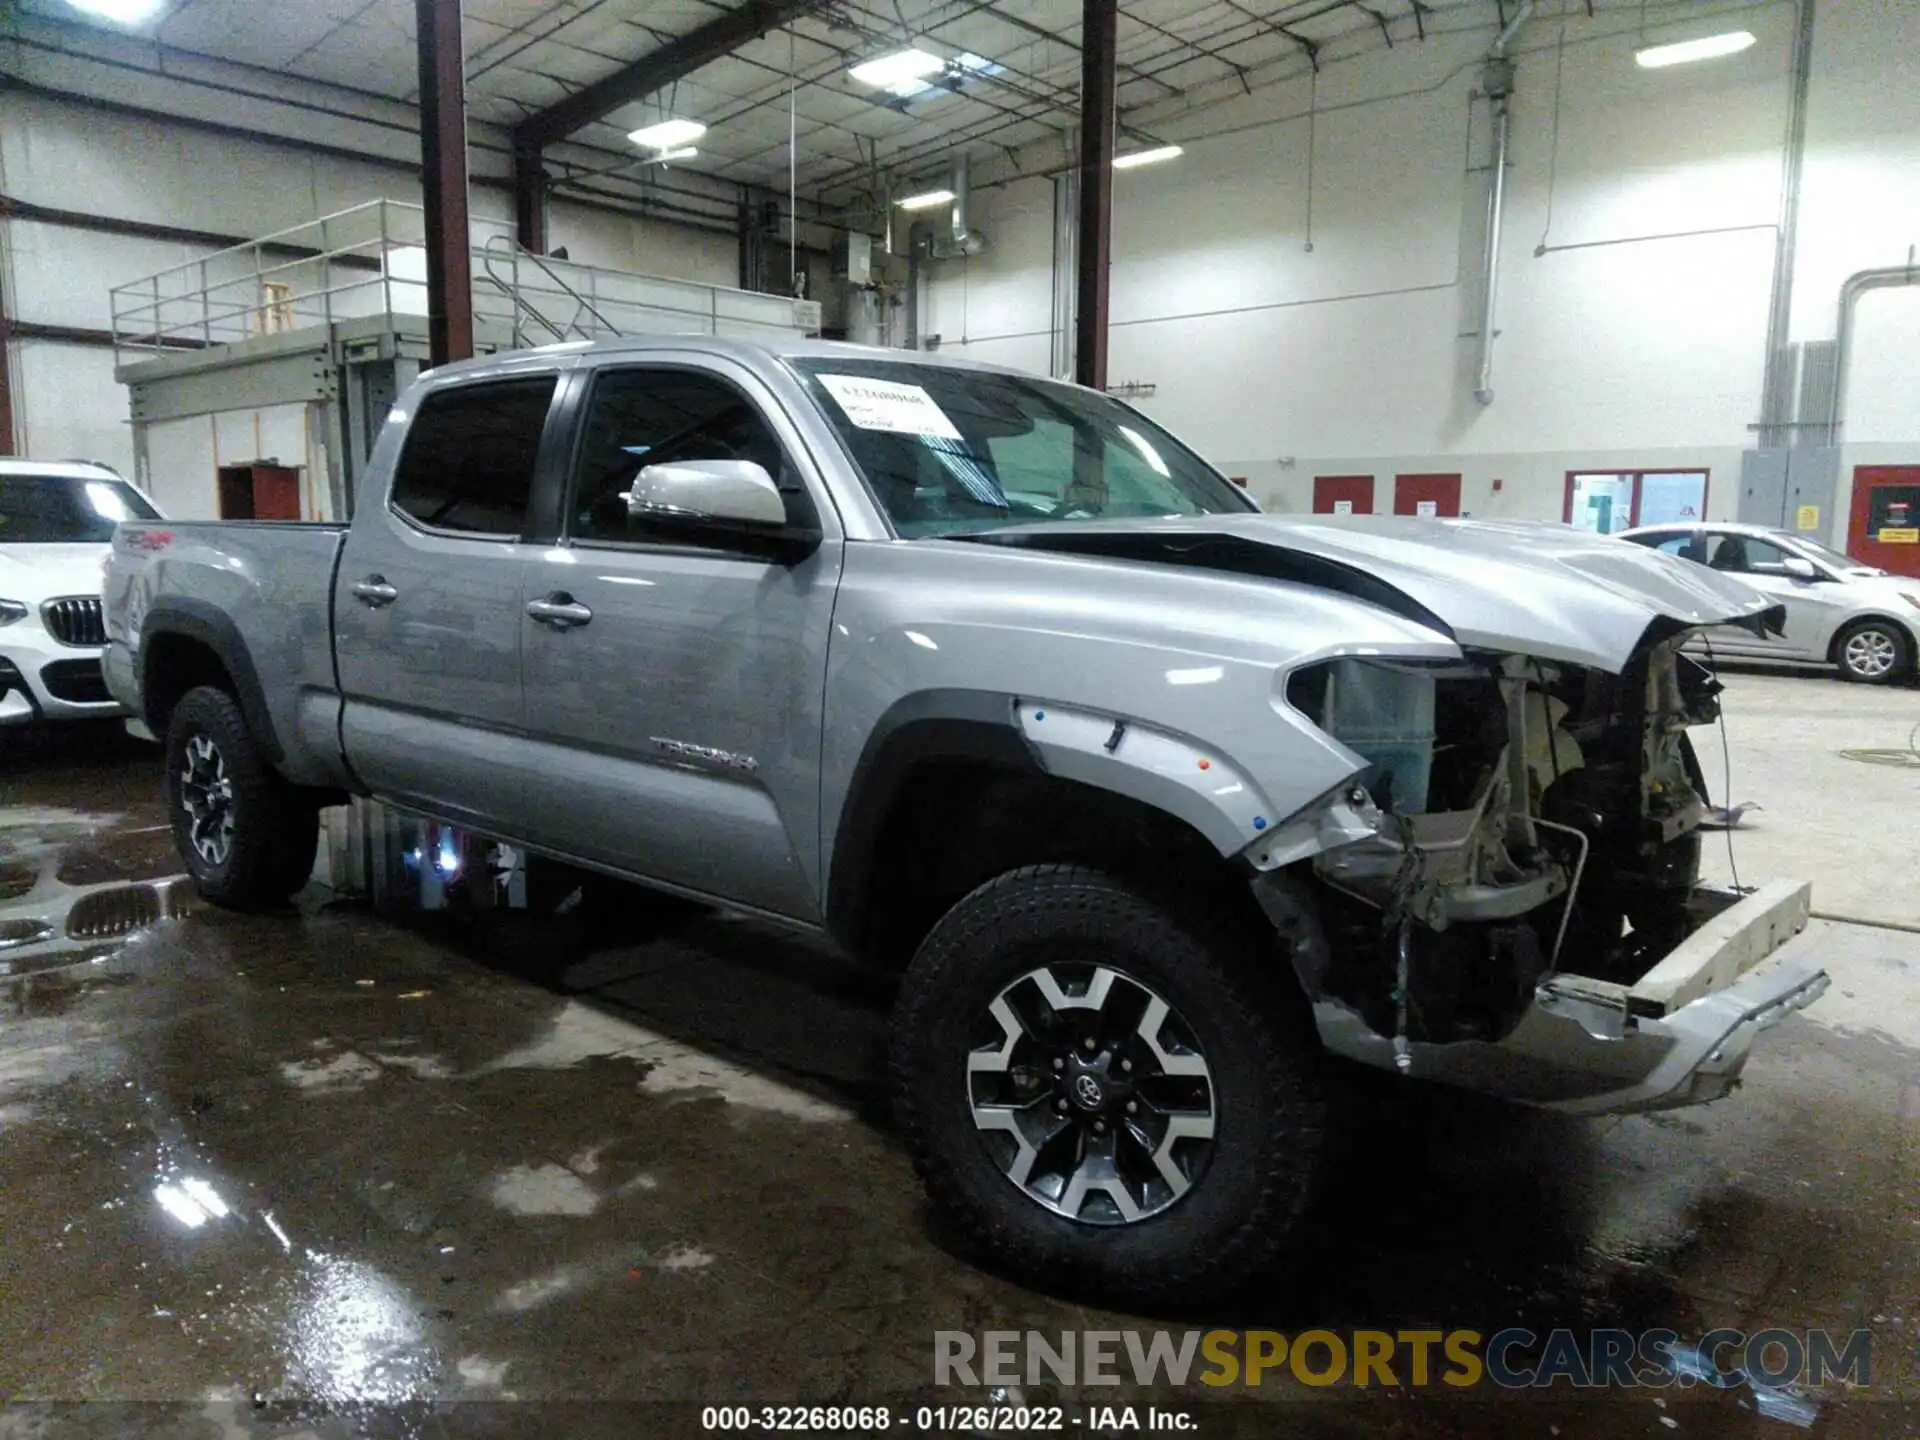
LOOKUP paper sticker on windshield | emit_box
[817,374,962,440]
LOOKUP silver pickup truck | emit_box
[104,336,1826,1305]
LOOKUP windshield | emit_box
[1775,531,1881,573]
[0,474,159,543]
[792,358,1250,537]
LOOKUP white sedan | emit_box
[1,459,163,729]
[1619,520,1920,684]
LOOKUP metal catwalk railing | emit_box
[109,199,819,365]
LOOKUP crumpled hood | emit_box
[970,514,1780,672]
[0,545,109,605]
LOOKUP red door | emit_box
[1394,473,1462,517]
[1313,474,1374,514]
[1848,466,1920,579]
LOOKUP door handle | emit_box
[526,593,593,629]
[352,575,398,607]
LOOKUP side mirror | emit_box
[1781,556,1820,581]
[624,459,786,527]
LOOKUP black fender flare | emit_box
[138,597,285,765]
[824,689,1040,950]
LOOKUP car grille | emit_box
[42,596,106,647]
[39,659,111,704]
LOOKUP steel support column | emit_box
[415,0,473,366]
[513,140,548,256]
[0,310,16,455]
[1074,0,1118,390]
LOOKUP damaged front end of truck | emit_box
[1256,625,1825,1114]
[977,514,1829,1115]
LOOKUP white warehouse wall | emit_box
[0,88,740,480]
[925,0,1920,531]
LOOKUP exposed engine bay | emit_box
[1281,635,1743,1057]
[979,512,1821,1112]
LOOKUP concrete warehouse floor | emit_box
[0,671,1916,1439]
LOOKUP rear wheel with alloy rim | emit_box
[1833,619,1911,684]
[165,686,318,910]
[179,733,235,867]
[892,864,1325,1307]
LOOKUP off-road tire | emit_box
[165,685,318,910]
[891,864,1325,1308]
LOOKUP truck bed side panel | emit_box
[106,521,351,789]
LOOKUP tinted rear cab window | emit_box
[391,377,557,536]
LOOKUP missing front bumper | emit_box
[1298,880,1827,1115]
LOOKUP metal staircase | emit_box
[476,234,624,348]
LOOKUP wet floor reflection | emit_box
[1,742,1916,1433]
[0,809,194,977]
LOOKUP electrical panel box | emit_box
[847,232,874,287]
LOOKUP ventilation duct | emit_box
[931,153,985,258]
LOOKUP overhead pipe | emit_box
[1756,0,1816,445]
[952,153,971,249]
[1472,0,1536,407]
[1825,261,1920,445]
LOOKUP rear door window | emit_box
[390,377,557,536]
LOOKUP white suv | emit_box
[1,460,164,730]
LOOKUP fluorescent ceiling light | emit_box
[850,47,946,92]
[65,0,163,19]
[1113,145,1184,169]
[895,189,957,211]
[645,147,698,163]
[627,118,707,150]
[1634,30,1756,67]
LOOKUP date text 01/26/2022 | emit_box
[699,1405,1197,1432]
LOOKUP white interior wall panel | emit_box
[141,415,219,518]
[211,405,306,474]
[1845,288,1920,447]
[1788,0,1920,340]
[926,0,1920,519]
[13,340,135,472]
[920,175,1055,358]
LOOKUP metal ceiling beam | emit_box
[513,0,834,150]
[953,2,1183,100]
[1215,0,1321,68]
[1075,0,1117,390]
[416,0,474,366]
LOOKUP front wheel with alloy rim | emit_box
[1833,619,1912,684]
[165,686,319,910]
[891,864,1325,1307]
